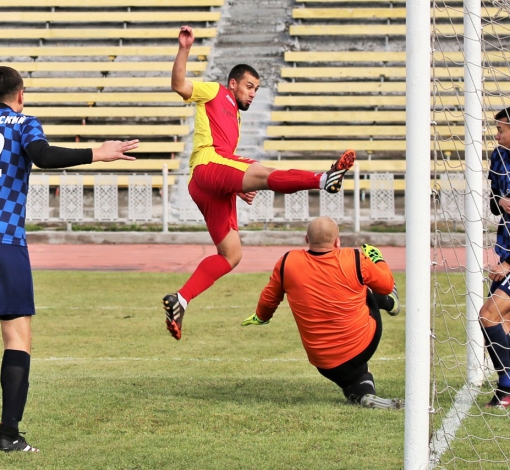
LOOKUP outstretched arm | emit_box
[27,139,138,169]
[171,25,195,100]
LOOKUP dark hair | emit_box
[227,64,260,84]
[495,107,510,122]
[0,66,23,103]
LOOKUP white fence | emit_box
[26,170,476,229]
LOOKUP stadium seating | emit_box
[264,1,504,159]
[3,12,221,23]
[0,29,217,40]
[16,0,223,5]
[0,1,223,165]
[31,158,181,188]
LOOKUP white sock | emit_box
[319,172,327,189]
[177,292,188,310]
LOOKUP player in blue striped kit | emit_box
[0,66,138,451]
[480,106,510,408]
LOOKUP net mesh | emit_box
[430,0,510,467]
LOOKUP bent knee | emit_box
[217,248,242,269]
[479,304,500,327]
[226,252,242,269]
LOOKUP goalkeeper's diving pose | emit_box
[242,216,404,409]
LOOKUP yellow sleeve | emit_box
[185,81,221,104]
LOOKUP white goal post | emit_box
[406,0,510,468]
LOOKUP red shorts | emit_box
[188,154,257,245]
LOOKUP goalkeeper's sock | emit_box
[481,324,510,387]
[342,372,376,404]
[371,292,394,312]
[179,254,232,302]
[267,170,321,193]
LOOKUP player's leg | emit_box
[0,245,38,452]
[317,363,404,410]
[370,284,401,316]
[479,281,510,407]
[316,297,403,409]
[241,150,356,194]
[162,163,243,340]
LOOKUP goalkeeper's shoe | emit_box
[162,293,185,340]
[387,284,401,316]
[485,387,510,408]
[0,431,39,452]
[360,394,405,410]
[324,149,356,193]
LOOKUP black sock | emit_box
[342,372,376,403]
[371,292,394,312]
[1,349,30,432]
[481,324,510,388]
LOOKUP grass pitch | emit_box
[4,271,406,470]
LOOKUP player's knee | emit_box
[219,250,241,269]
[479,304,498,327]
[230,252,242,268]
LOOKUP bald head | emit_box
[306,217,340,251]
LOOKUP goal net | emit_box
[428,0,510,467]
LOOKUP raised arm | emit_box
[171,25,195,100]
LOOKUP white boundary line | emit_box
[429,384,480,466]
[33,355,405,363]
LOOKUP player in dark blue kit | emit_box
[0,66,139,451]
[480,106,510,408]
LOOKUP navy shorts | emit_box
[490,271,510,297]
[0,244,35,317]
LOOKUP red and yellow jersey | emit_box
[256,248,395,369]
[186,81,241,160]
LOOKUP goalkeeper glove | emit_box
[241,313,270,326]
[361,243,384,263]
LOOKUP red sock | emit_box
[267,170,321,194]
[179,254,233,302]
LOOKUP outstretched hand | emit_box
[92,140,139,162]
[241,313,270,326]
[178,25,195,49]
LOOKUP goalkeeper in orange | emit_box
[242,217,403,409]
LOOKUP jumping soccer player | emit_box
[242,217,403,409]
[480,106,510,408]
[162,25,356,340]
[0,66,139,451]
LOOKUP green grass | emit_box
[4,271,406,470]
[430,272,510,469]
[5,271,505,469]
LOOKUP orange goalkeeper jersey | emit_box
[256,248,395,369]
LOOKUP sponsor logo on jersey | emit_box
[225,94,236,107]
